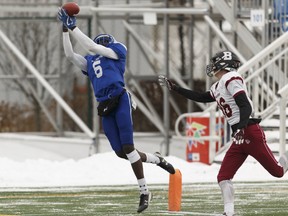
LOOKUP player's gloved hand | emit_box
[232,129,245,144]
[57,8,76,30]
[158,75,176,91]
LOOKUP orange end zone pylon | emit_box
[168,169,182,211]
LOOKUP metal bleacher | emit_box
[0,0,287,158]
[176,0,288,161]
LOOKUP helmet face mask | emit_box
[206,51,241,77]
[93,34,114,46]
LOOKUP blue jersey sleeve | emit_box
[108,42,127,59]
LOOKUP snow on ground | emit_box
[0,132,286,188]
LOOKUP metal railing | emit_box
[277,84,288,155]
[0,29,95,139]
[238,32,288,118]
[174,109,229,164]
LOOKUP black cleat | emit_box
[154,152,176,174]
[137,192,152,213]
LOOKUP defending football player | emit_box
[158,50,288,216]
[57,8,175,213]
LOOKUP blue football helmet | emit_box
[206,51,241,77]
[93,34,115,46]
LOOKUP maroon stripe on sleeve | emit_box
[233,90,245,98]
[225,77,243,89]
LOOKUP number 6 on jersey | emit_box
[93,59,103,78]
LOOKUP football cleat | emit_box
[154,152,176,174]
[137,192,152,213]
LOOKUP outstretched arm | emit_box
[175,87,214,103]
[158,75,215,103]
[62,29,87,72]
[58,7,118,59]
[70,28,118,59]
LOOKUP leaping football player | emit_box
[57,7,175,213]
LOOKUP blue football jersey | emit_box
[83,42,127,101]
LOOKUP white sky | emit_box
[0,133,286,188]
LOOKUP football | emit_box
[62,2,80,16]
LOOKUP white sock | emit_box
[145,153,160,164]
[225,203,234,216]
[138,178,149,195]
[219,180,234,214]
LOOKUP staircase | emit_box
[202,0,288,160]
[261,107,288,155]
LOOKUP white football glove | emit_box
[158,75,176,91]
[232,129,245,144]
